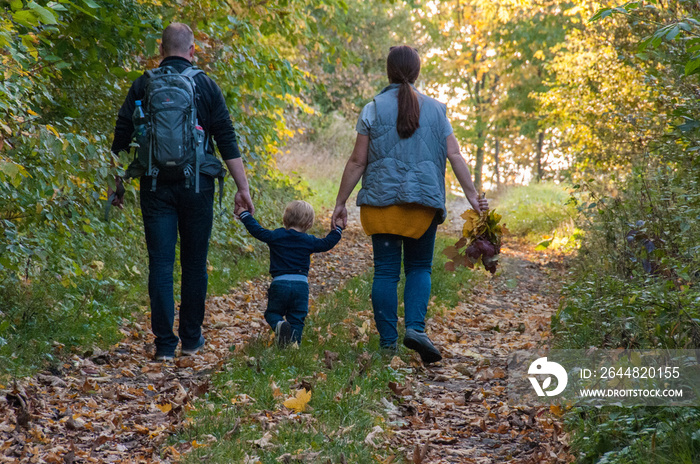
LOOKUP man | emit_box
[109,23,254,361]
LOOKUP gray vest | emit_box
[357,84,449,223]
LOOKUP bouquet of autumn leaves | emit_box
[443,209,508,274]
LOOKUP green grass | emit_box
[565,407,700,464]
[496,182,577,241]
[207,247,270,296]
[179,274,402,463]
[0,239,271,378]
[178,239,480,463]
[0,280,136,377]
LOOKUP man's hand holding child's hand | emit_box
[234,204,248,219]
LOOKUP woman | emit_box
[331,46,487,364]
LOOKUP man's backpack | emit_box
[133,66,207,192]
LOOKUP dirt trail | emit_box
[1,201,570,463]
[0,218,372,464]
[387,201,572,463]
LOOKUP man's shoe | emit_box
[275,321,293,347]
[181,335,205,356]
[154,353,175,362]
[403,329,442,364]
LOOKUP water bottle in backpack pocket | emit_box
[132,100,149,157]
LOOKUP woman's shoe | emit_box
[403,329,442,364]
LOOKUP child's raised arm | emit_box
[238,211,275,243]
[311,226,343,253]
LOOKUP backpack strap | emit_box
[180,67,205,79]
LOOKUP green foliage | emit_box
[495,183,577,238]
[566,407,700,464]
[416,1,581,188]
[0,0,380,376]
[304,0,413,117]
[553,167,700,351]
[552,4,700,461]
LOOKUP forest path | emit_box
[388,201,572,462]
[0,207,373,463]
[0,204,570,463]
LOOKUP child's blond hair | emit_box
[283,200,315,232]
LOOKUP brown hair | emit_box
[387,46,421,139]
[283,200,315,232]
[162,22,194,56]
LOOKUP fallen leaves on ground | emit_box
[0,220,372,463]
[0,200,571,464]
[385,225,574,463]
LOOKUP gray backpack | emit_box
[133,66,207,192]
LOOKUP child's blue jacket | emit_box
[239,211,342,277]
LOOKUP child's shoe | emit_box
[403,329,442,364]
[275,321,293,347]
[380,343,398,358]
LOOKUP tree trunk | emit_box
[535,131,544,182]
[494,137,501,189]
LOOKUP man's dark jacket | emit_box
[111,56,241,180]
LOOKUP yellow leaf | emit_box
[359,320,370,335]
[460,209,479,221]
[283,388,312,413]
[192,439,208,449]
[45,124,60,137]
[550,404,565,417]
[27,109,38,116]
[156,403,172,413]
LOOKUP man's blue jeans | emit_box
[371,216,439,348]
[139,175,214,356]
[265,279,309,344]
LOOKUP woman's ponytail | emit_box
[387,46,421,139]
[397,81,420,139]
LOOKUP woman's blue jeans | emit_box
[139,175,214,356]
[371,216,438,348]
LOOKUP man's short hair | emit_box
[162,22,194,56]
[283,200,315,232]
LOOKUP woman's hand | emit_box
[331,133,369,230]
[478,197,489,212]
[331,204,348,230]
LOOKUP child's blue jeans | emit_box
[371,216,439,348]
[265,278,309,344]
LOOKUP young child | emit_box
[237,200,343,346]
